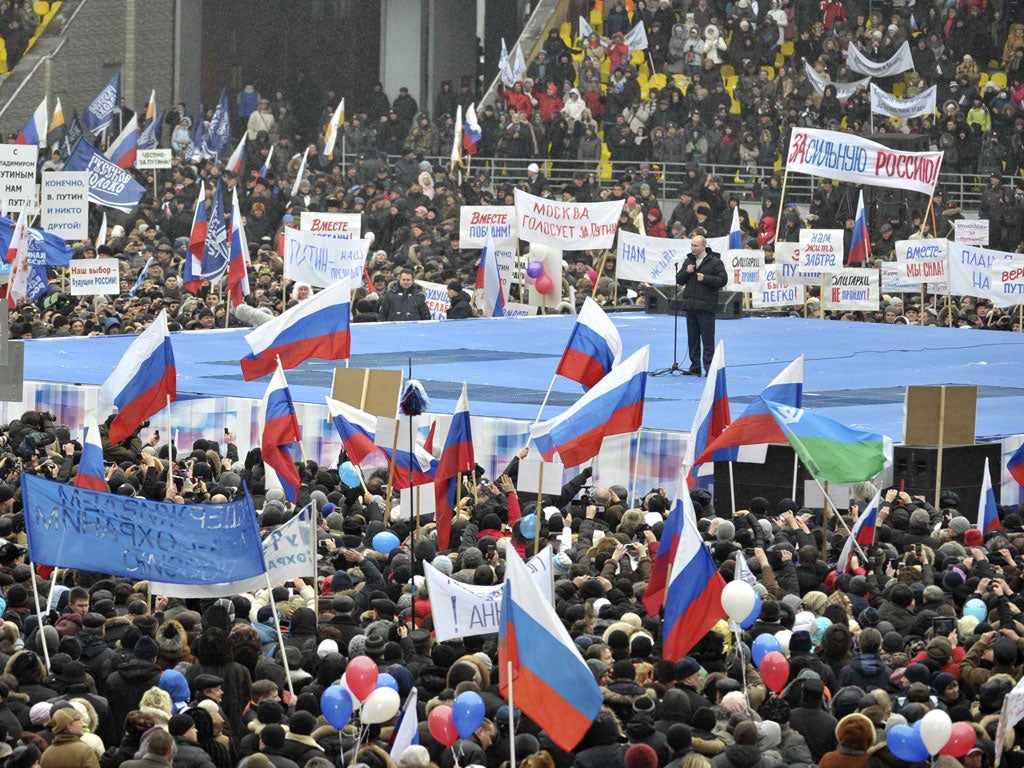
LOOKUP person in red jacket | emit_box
[499,81,535,118]
[535,84,564,122]
[607,32,631,71]
[646,208,669,238]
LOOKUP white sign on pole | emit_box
[821,268,880,311]
[418,280,452,321]
[283,227,370,287]
[0,144,39,209]
[299,211,362,240]
[946,244,1024,307]
[954,219,989,247]
[880,262,921,293]
[517,458,566,495]
[752,265,803,308]
[41,171,89,239]
[724,249,765,291]
[69,257,120,295]
[459,206,516,246]
[135,149,173,169]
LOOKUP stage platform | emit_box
[22,314,1024,442]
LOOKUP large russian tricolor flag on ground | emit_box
[662,492,727,660]
[531,346,648,468]
[241,278,351,380]
[499,547,602,751]
[555,297,622,390]
[73,414,108,493]
[259,365,303,503]
[98,310,176,444]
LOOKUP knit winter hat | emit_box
[624,744,658,768]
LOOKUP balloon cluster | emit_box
[721,580,788,694]
[319,656,402,730]
[525,260,554,295]
[428,692,486,746]
[888,710,974,761]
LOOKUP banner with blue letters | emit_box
[63,138,146,213]
[81,73,121,134]
[283,227,370,288]
[615,230,729,285]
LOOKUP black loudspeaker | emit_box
[644,288,743,319]
[892,443,1002,513]
[712,444,815,512]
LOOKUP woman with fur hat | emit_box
[817,713,874,768]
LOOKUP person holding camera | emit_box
[676,233,727,377]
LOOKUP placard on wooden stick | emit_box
[331,367,402,418]
[904,385,977,446]
[517,458,565,496]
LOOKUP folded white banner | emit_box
[804,61,871,101]
[870,84,937,119]
[847,41,914,77]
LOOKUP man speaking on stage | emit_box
[676,234,727,377]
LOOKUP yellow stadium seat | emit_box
[0,38,9,75]
[601,144,611,160]
[600,59,610,78]
[773,157,783,170]
[776,53,785,68]
[725,75,738,90]
[991,72,1007,89]
[720,64,735,79]
[781,41,794,57]
[600,160,613,180]
[761,65,775,80]
[978,72,989,89]
[560,22,571,38]
[671,74,688,87]
[33,1,48,14]
[730,98,741,115]
[590,9,603,29]
[648,73,667,90]
[892,82,905,97]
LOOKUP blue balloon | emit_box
[321,685,353,730]
[520,513,537,539]
[752,633,782,668]
[888,724,930,763]
[740,592,762,630]
[963,598,987,623]
[340,461,361,488]
[372,531,401,555]
[452,691,486,739]
[376,673,399,693]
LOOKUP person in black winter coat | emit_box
[676,234,727,376]
[377,269,430,322]
[837,628,893,692]
[572,711,627,768]
[104,639,163,737]
[788,679,837,763]
[446,283,475,319]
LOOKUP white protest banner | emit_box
[880,262,922,293]
[724,249,765,292]
[893,238,948,284]
[616,230,729,285]
[947,244,1024,307]
[41,171,88,240]
[459,206,516,245]
[870,84,937,119]
[786,127,944,196]
[0,144,38,209]
[753,265,802,308]
[69,257,119,295]
[504,301,538,317]
[300,211,361,240]
[789,229,844,284]
[425,549,553,641]
[283,227,370,288]
[994,677,1024,767]
[822,269,880,311]
[517,458,566,495]
[150,504,315,598]
[623,20,648,51]
[135,148,172,169]
[419,280,452,321]
[772,241,803,285]
[847,40,914,77]
[803,61,871,101]
[514,188,622,249]
[954,219,989,246]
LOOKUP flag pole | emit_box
[384,421,400,526]
[534,373,558,424]
[310,500,319,623]
[934,386,946,507]
[264,573,295,699]
[812,477,868,561]
[791,452,799,501]
[734,627,748,707]
[534,464,544,555]
[630,429,642,508]
[728,462,737,516]
[28,566,51,673]
[166,395,173,493]
[507,659,516,768]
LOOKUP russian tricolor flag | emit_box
[641,492,685,615]
[836,488,880,575]
[475,231,505,318]
[435,383,475,550]
[227,187,250,309]
[663,492,727,660]
[1007,443,1024,488]
[683,341,730,491]
[259,364,303,503]
[16,98,47,148]
[326,397,386,467]
[373,416,438,491]
[499,546,603,751]
[257,146,274,179]
[530,346,648,468]
[728,207,743,250]
[848,190,870,267]
[978,457,1001,535]
[184,193,208,293]
[695,355,803,465]
[463,103,482,155]
[104,114,138,169]
[97,310,176,444]
[556,297,622,390]
[73,414,108,493]
[242,278,351,380]
[226,135,246,175]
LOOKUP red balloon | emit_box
[428,705,459,747]
[760,651,790,694]
[345,656,379,701]
[535,273,554,294]
[939,722,976,757]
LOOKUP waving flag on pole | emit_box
[104,114,138,169]
[848,190,870,266]
[82,72,121,134]
[241,278,351,380]
[144,89,156,123]
[513,44,527,82]
[373,417,438,490]
[257,145,274,179]
[450,104,464,174]
[290,147,310,197]
[326,397,386,466]
[225,135,246,175]
[74,415,107,493]
[16,98,48,147]
[59,110,83,159]
[259,364,303,503]
[695,356,803,465]
[1008,443,1024,487]
[499,546,603,751]
[531,346,649,468]
[129,257,153,297]
[728,207,743,250]
[556,296,622,389]
[97,310,176,444]
[208,87,232,158]
[683,342,731,491]
[642,493,685,615]
[463,103,481,155]
[138,111,163,150]
[201,179,229,281]
[663,492,727,660]
[978,457,1000,534]
[5,209,31,306]
[96,212,107,248]
[227,187,251,308]
[47,98,65,151]
[434,383,475,550]
[498,38,515,87]
[184,193,208,293]
[324,98,345,159]
[836,488,880,574]
[474,231,505,318]
[389,688,419,762]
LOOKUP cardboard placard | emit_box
[330,367,402,418]
[904,385,976,446]
[516,458,565,496]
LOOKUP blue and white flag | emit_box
[82,72,121,134]
[130,257,153,297]
[60,110,83,159]
[208,88,232,158]
[0,216,73,267]
[63,138,146,213]
[138,111,164,150]
[389,689,420,762]
[201,179,229,280]
[21,473,266,584]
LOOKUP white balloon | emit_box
[920,709,953,755]
[720,580,756,623]
[774,629,793,657]
[360,687,400,725]
[338,673,361,710]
